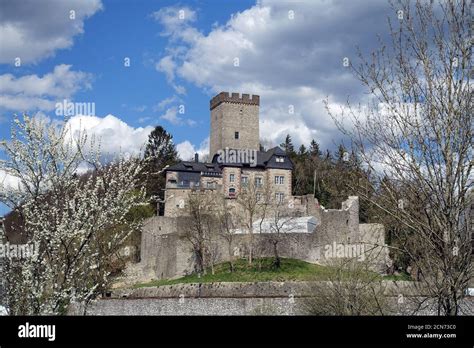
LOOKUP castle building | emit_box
[162,92,293,217]
[133,93,391,282]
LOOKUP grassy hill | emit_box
[134,258,410,288]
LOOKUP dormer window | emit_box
[276,156,285,163]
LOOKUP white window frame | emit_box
[229,173,235,183]
[275,192,284,203]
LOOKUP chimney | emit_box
[194,153,199,163]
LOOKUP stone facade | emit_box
[210,92,260,157]
[162,92,293,218]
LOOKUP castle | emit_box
[162,92,293,217]
[130,92,391,282]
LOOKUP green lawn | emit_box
[133,258,410,288]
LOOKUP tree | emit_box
[236,179,271,265]
[302,259,391,315]
[309,139,322,158]
[258,200,297,269]
[298,144,308,157]
[326,0,472,315]
[336,144,347,164]
[142,126,179,212]
[184,190,219,275]
[215,194,237,272]
[280,134,295,155]
[0,114,147,314]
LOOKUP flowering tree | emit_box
[0,114,147,314]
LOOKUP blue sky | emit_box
[1,0,256,154]
[0,0,396,215]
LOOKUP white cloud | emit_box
[156,0,391,150]
[176,137,209,161]
[159,106,196,127]
[133,105,147,112]
[156,56,186,94]
[154,95,180,111]
[0,64,93,112]
[0,0,103,64]
[151,6,201,95]
[138,116,152,124]
[64,114,153,157]
[151,6,197,39]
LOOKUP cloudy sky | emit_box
[0,0,397,214]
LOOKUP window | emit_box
[241,176,248,186]
[235,131,239,139]
[274,175,284,185]
[256,193,262,202]
[229,173,235,182]
[275,192,284,203]
[229,188,236,198]
[255,177,263,187]
[276,156,285,163]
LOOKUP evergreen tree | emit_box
[336,143,347,163]
[298,144,307,157]
[142,126,179,211]
[280,134,295,155]
[144,126,178,165]
[309,139,322,158]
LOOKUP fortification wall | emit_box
[136,196,390,280]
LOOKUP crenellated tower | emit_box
[209,92,260,157]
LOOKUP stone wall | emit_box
[135,196,392,280]
[71,295,474,316]
[163,188,189,217]
[69,281,473,316]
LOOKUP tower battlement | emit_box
[210,92,260,110]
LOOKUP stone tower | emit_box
[209,92,260,157]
